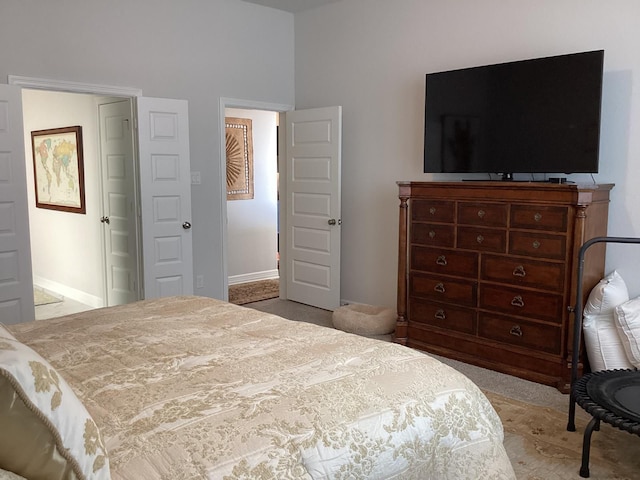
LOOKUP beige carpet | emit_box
[485,391,640,479]
[228,279,279,305]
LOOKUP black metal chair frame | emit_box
[567,236,640,478]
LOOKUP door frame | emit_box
[218,97,293,301]
[8,75,143,307]
[9,75,142,98]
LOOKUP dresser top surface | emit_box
[397,181,614,204]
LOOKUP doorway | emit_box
[219,100,343,311]
[225,107,280,299]
[22,88,139,312]
[2,77,193,325]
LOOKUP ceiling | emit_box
[241,0,342,13]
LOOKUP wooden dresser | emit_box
[395,181,613,392]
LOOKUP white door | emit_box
[137,97,193,298]
[284,106,342,310]
[99,100,140,306]
[0,84,35,324]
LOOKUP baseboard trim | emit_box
[228,270,279,286]
[33,276,104,308]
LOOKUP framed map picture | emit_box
[31,125,86,214]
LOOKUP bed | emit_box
[1,296,515,479]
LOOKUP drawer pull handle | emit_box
[476,235,484,244]
[434,283,446,293]
[429,207,436,215]
[532,240,541,249]
[436,255,448,266]
[510,325,523,337]
[434,309,446,320]
[513,265,526,277]
[429,230,436,239]
[534,213,542,222]
[477,209,486,218]
[511,295,525,308]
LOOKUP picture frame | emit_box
[31,125,86,214]
[225,117,254,200]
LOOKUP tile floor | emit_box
[35,295,95,321]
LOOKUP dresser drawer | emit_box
[457,227,506,253]
[478,312,561,355]
[409,298,476,334]
[411,246,478,277]
[411,223,455,247]
[458,202,508,227]
[481,254,564,291]
[480,284,564,323]
[412,199,455,223]
[510,205,569,232]
[509,231,567,260]
[410,273,477,307]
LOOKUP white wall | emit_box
[7,0,640,311]
[225,108,279,284]
[295,0,640,307]
[0,0,294,300]
[22,89,105,306]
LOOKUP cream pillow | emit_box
[615,296,640,368]
[0,336,110,480]
[582,270,632,371]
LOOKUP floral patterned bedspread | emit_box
[10,296,515,479]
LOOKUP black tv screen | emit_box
[423,50,604,178]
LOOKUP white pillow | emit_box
[615,296,640,368]
[582,271,633,371]
[584,270,629,316]
[583,313,634,371]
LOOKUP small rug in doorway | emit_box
[229,279,279,305]
[34,288,63,306]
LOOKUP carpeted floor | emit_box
[228,279,280,305]
[485,391,640,479]
[245,297,640,479]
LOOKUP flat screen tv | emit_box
[423,50,604,180]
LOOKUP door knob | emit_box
[100,216,110,224]
[328,219,342,226]
[182,221,192,230]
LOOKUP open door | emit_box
[0,84,35,324]
[283,106,342,311]
[99,99,141,306]
[137,97,194,298]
